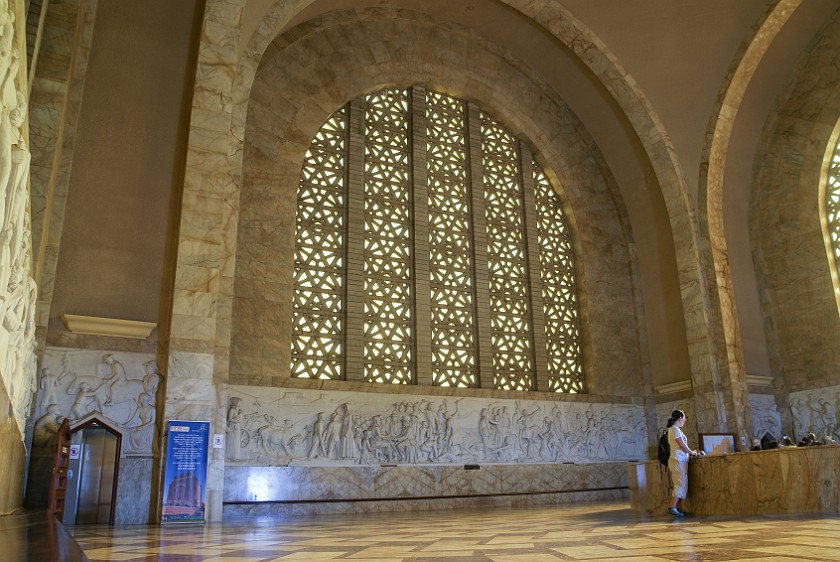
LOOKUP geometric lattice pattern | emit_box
[534,164,584,393]
[362,90,414,384]
[825,136,840,270]
[425,91,477,388]
[291,108,348,380]
[291,87,584,392]
[481,112,534,391]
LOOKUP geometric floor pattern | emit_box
[70,502,840,561]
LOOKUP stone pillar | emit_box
[410,86,433,387]
[155,0,247,522]
[519,145,549,392]
[344,100,365,382]
[465,103,494,389]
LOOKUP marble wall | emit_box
[224,462,629,517]
[753,9,840,394]
[655,398,698,451]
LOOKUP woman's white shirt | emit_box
[668,425,689,462]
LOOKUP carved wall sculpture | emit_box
[0,0,35,439]
[655,399,698,451]
[789,384,840,441]
[748,393,782,441]
[225,385,646,466]
[33,347,161,455]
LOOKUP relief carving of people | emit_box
[127,392,156,451]
[67,381,101,420]
[0,92,30,291]
[0,0,19,220]
[225,397,243,460]
[32,404,62,451]
[222,391,648,467]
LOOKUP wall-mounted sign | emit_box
[69,444,80,459]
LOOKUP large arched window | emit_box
[291,87,584,392]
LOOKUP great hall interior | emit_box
[3,0,840,560]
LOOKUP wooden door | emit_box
[48,419,71,521]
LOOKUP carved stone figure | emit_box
[127,392,156,451]
[68,382,100,420]
[0,0,19,217]
[32,404,62,450]
[225,397,243,460]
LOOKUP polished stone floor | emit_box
[69,502,840,561]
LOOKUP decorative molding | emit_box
[60,314,156,339]
[654,380,692,395]
[746,374,774,386]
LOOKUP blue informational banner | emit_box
[161,420,210,522]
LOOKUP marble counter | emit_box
[628,446,840,516]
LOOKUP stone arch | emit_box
[752,7,840,393]
[231,9,644,396]
[694,0,798,448]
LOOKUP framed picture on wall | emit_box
[699,433,736,455]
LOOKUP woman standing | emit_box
[667,409,700,516]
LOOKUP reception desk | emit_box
[628,445,840,516]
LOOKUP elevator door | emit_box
[74,426,118,524]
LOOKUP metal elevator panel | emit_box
[75,426,117,525]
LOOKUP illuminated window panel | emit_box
[425,91,478,388]
[363,89,414,384]
[291,108,348,380]
[480,112,534,391]
[533,163,584,393]
[292,87,586,392]
[827,138,840,266]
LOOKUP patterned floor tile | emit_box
[68,502,840,562]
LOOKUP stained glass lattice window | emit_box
[425,91,477,388]
[290,88,584,393]
[362,90,414,384]
[533,163,583,393]
[480,112,534,391]
[291,108,348,380]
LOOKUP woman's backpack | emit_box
[657,430,670,467]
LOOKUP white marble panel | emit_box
[34,347,160,455]
[225,385,646,467]
[749,393,782,441]
[165,351,215,414]
[789,384,840,440]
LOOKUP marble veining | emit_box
[629,445,840,516]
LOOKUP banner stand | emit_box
[161,420,210,523]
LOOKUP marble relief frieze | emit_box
[0,0,37,437]
[655,399,697,448]
[748,393,782,441]
[226,385,646,466]
[33,347,160,455]
[789,385,840,440]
